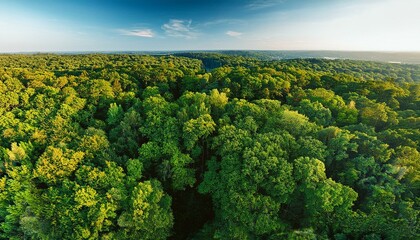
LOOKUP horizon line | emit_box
[1,49,420,54]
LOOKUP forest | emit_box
[0,53,419,239]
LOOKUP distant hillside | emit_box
[175,52,420,83]
[174,50,420,65]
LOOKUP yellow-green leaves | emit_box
[183,114,216,150]
[34,147,84,184]
[75,186,97,209]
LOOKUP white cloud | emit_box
[246,0,284,10]
[162,19,197,39]
[120,29,154,38]
[226,31,243,37]
[202,19,245,27]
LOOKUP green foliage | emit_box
[117,180,173,240]
[107,103,124,125]
[0,54,418,239]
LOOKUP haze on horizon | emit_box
[0,0,419,52]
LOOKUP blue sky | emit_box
[0,0,419,52]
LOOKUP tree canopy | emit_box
[0,53,419,239]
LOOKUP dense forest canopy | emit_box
[0,54,419,239]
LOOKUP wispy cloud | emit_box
[120,29,154,38]
[246,0,284,10]
[202,19,245,27]
[162,19,197,39]
[226,31,243,37]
